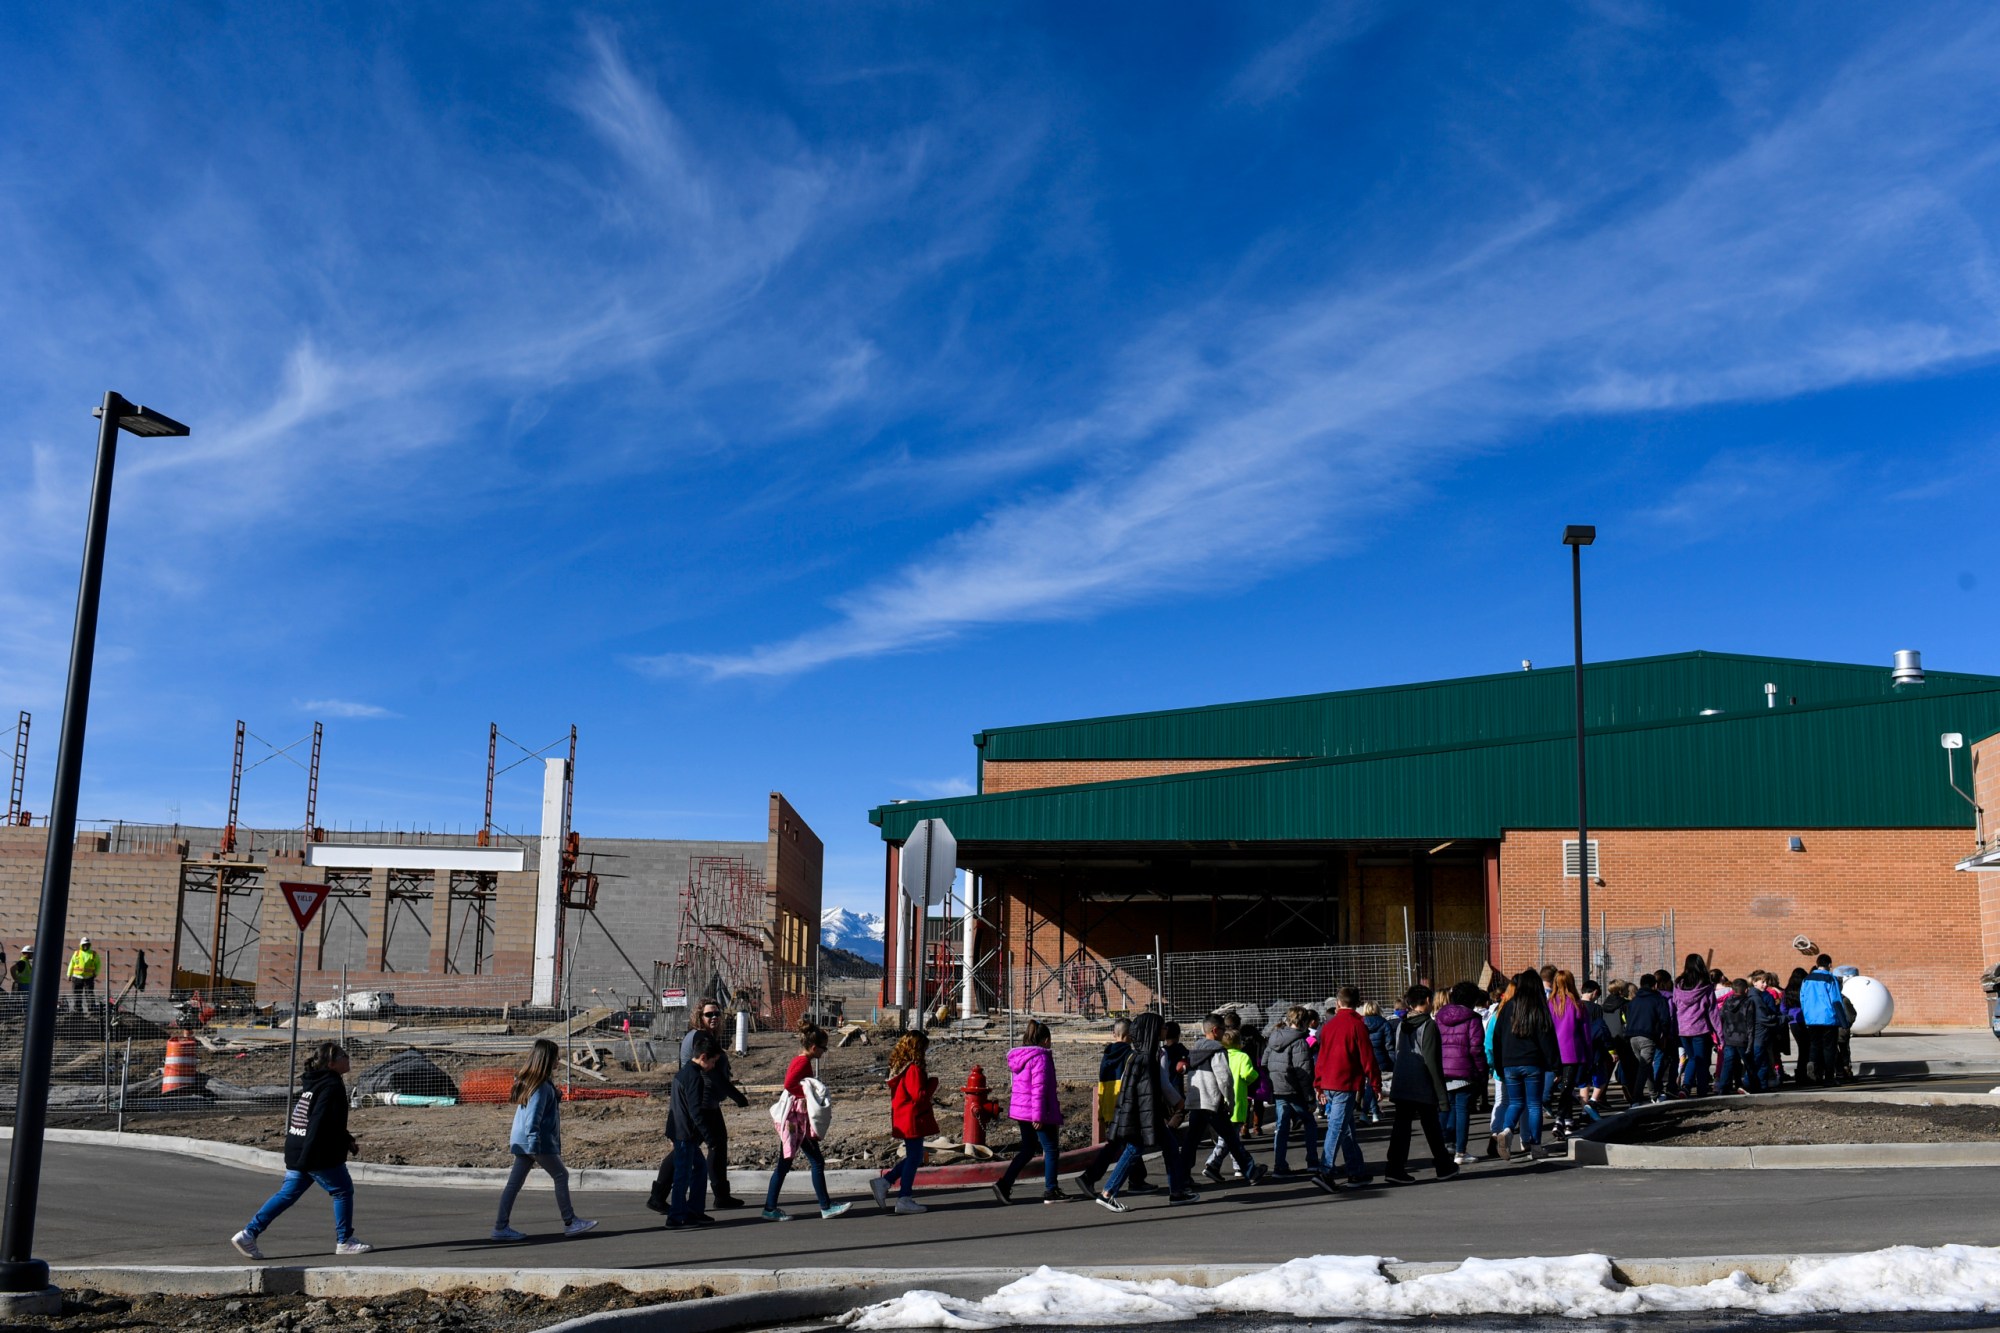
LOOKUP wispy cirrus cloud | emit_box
[299,699,399,720]
[661,13,2000,680]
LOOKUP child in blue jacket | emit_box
[492,1038,597,1241]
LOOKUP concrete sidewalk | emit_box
[1849,1027,2000,1078]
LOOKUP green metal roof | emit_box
[878,679,2000,844]
[974,651,2000,762]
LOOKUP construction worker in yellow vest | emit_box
[67,936,100,1015]
[9,945,30,993]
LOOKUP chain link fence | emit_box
[0,970,685,1123]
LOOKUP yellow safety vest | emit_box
[67,949,99,980]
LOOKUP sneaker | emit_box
[1383,1170,1417,1185]
[1310,1173,1341,1196]
[1455,1153,1477,1165]
[230,1230,264,1260]
[490,1226,527,1242]
[1125,1181,1161,1195]
[870,1176,890,1211]
[893,1197,928,1215]
[1167,1189,1203,1205]
[1094,1192,1126,1213]
[1246,1162,1271,1185]
[564,1218,598,1237]
[691,1213,718,1226]
[1200,1162,1224,1184]
[761,1208,792,1222]
[1436,1164,1460,1181]
[991,1181,1012,1206]
[820,1202,851,1219]
[334,1241,373,1256]
[1346,1175,1373,1187]
[1527,1143,1551,1160]
[664,1217,688,1229]
[1041,1188,1071,1204]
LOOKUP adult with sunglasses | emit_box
[647,1002,751,1215]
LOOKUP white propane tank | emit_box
[1844,974,1894,1035]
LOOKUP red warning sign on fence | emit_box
[279,881,329,931]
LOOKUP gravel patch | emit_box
[1619,1098,2000,1147]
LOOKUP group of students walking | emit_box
[223,948,1859,1253]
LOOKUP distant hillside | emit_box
[819,942,884,980]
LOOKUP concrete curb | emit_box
[1570,1088,2000,1169]
[42,1252,1847,1332]
[0,1125,1109,1198]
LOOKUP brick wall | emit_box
[980,757,1292,792]
[1972,732,2000,966]
[1496,826,1983,1026]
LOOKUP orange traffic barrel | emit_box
[163,1035,198,1092]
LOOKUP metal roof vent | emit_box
[1892,649,1924,686]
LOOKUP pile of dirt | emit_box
[1621,1098,2000,1147]
[68,1026,1107,1169]
[9,1282,700,1333]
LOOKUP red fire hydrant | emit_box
[962,1065,1001,1147]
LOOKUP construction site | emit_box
[0,713,866,1141]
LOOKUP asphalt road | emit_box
[11,1127,2000,1270]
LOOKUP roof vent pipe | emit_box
[1892,649,1924,687]
[1764,682,1777,708]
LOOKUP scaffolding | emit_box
[668,854,768,1019]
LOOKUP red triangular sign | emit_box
[279,881,329,931]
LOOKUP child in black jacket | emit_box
[231,1042,368,1259]
[668,1033,723,1226]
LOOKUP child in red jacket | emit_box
[871,1031,938,1215]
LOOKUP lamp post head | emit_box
[1562,524,1596,547]
[93,394,189,439]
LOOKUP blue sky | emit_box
[2,4,1997,915]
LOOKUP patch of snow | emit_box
[838,1247,2000,1326]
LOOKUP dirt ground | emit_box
[6,1283,695,1333]
[64,1025,1109,1170]
[1622,1099,2000,1147]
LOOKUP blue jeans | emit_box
[1103,1129,1188,1197]
[1273,1096,1321,1173]
[895,1137,924,1197]
[245,1165,355,1244]
[496,1151,574,1229]
[1681,1035,1714,1095]
[999,1122,1060,1193]
[1441,1087,1475,1156]
[1718,1045,1752,1093]
[1358,1083,1379,1120]
[1495,1068,1545,1145]
[765,1135,830,1211]
[669,1136,708,1221]
[1320,1090,1369,1180]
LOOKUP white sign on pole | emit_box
[899,818,956,1024]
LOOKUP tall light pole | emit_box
[1563,524,1595,986]
[0,393,188,1303]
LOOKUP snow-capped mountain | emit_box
[821,907,885,963]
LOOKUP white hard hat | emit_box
[19,946,30,955]
[77,936,89,945]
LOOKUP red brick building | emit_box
[873,652,2000,1026]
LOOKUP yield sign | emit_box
[279,881,330,931]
